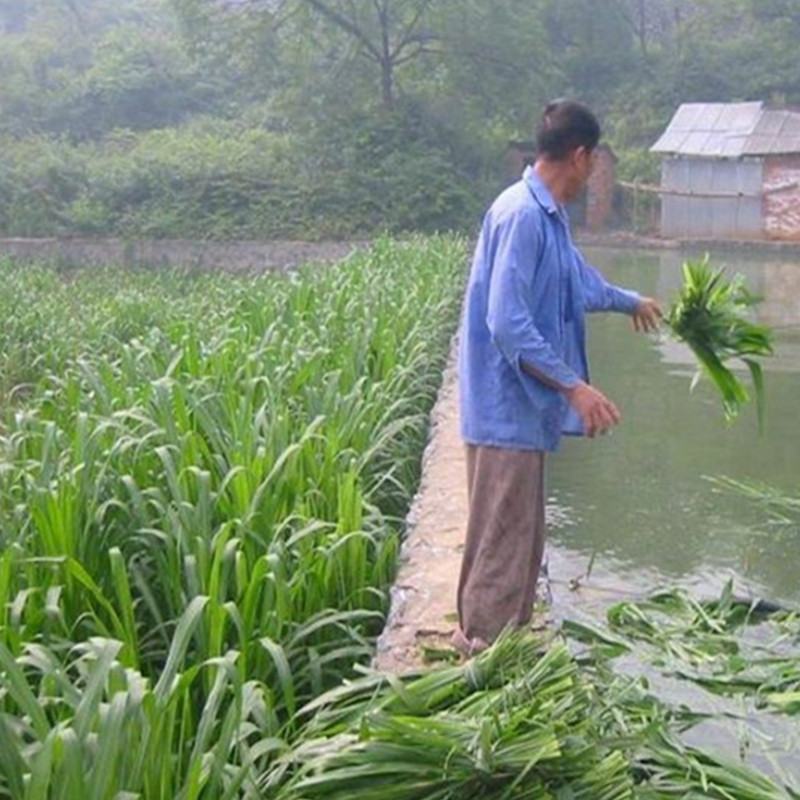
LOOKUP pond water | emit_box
[545,245,800,784]
[547,246,800,608]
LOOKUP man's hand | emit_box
[631,297,662,333]
[565,381,620,438]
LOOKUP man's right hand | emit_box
[565,381,620,438]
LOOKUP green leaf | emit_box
[666,256,773,430]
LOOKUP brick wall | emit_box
[586,146,616,232]
[764,155,800,240]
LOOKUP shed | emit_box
[650,102,800,240]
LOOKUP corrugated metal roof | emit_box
[651,102,800,157]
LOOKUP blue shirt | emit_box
[459,167,641,452]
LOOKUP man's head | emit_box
[534,99,600,203]
[536,99,600,160]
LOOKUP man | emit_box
[454,99,661,655]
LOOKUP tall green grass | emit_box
[665,256,774,430]
[0,236,466,797]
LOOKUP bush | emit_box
[0,109,488,239]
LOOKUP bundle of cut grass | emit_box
[261,632,798,799]
[665,255,774,430]
[264,635,639,799]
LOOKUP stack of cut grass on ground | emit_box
[263,627,800,799]
[665,255,774,430]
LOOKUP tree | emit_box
[617,0,680,61]
[173,0,438,110]
[0,0,225,138]
[539,0,637,106]
[429,0,559,135]
[301,0,437,110]
[0,0,29,32]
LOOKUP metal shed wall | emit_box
[660,157,763,239]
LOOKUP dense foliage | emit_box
[0,237,466,796]
[3,0,800,238]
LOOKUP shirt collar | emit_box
[523,165,559,216]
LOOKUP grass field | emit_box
[0,236,467,797]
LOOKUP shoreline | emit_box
[575,229,800,255]
[2,232,800,274]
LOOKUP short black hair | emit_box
[535,99,601,161]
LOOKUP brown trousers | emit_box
[456,444,545,646]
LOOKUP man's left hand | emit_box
[631,297,662,333]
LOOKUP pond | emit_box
[548,246,800,608]
[546,245,800,784]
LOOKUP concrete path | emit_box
[374,347,467,672]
